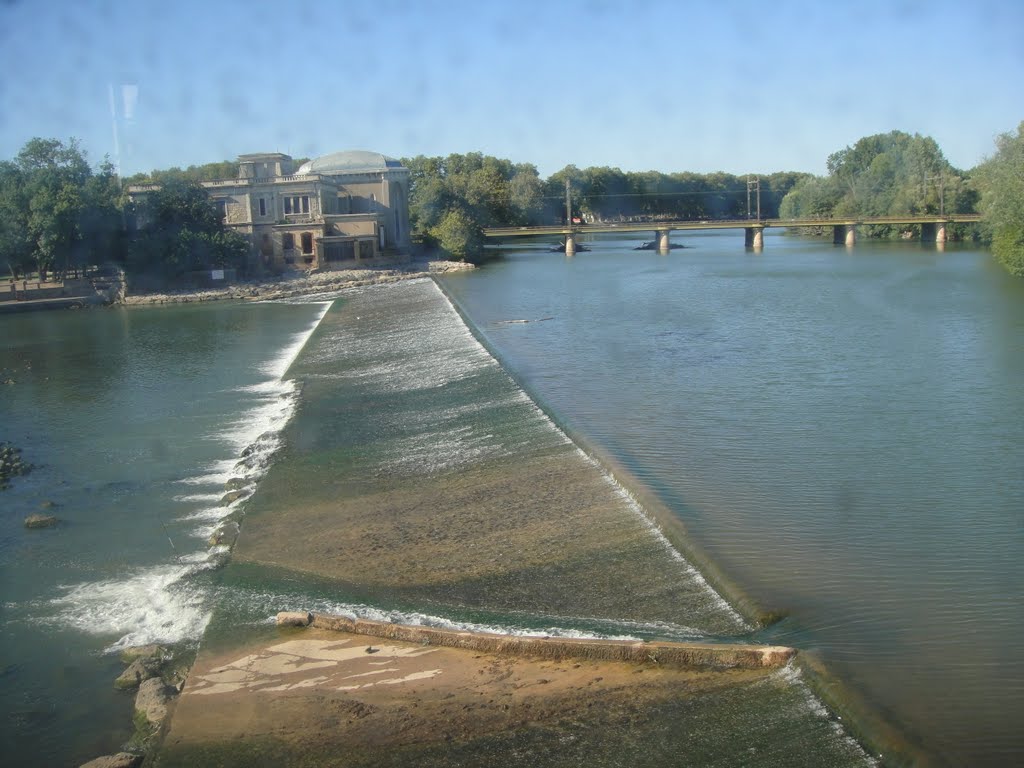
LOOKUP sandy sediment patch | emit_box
[155,626,777,767]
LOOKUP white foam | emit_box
[174,493,224,503]
[260,302,331,380]
[49,562,214,650]
[48,300,334,650]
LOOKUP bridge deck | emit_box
[484,214,982,238]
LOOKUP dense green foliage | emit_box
[124,158,309,186]
[975,122,1024,276]
[779,131,978,238]
[403,153,807,260]
[1,138,249,284]
[403,153,546,260]
[0,138,122,279]
[545,167,807,223]
[127,180,249,279]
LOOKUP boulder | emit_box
[276,611,313,627]
[78,752,142,768]
[119,644,166,664]
[220,489,249,505]
[114,658,159,690]
[134,677,174,727]
[207,521,240,547]
[24,514,58,529]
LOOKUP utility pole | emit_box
[565,178,572,225]
[747,176,761,220]
[925,174,946,216]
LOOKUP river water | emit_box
[439,231,1024,767]
[1,231,1021,767]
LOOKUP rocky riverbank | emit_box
[120,260,474,306]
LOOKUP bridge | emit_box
[484,214,983,254]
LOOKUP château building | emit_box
[129,150,412,272]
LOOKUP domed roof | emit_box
[296,150,404,175]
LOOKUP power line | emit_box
[538,188,784,201]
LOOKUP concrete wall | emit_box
[303,613,796,671]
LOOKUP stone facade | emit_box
[130,150,412,273]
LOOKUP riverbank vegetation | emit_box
[975,121,1024,276]
[3,124,1024,278]
[402,152,808,261]
[778,130,979,239]
[0,139,252,285]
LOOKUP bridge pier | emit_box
[656,229,671,254]
[833,225,856,247]
[744,226,764,249]
[921,222,946,244]
[565,234,576,256]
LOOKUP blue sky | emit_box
[1,0,1021,179]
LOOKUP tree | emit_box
[16,138,92,279]
[0,161,32,278]
[976,121,1024,276]
[128,179,248,279]
[433,208,483,261]
[0,138,126,279]
[781,131,971,237]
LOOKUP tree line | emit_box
[402,152,809,258]
[0,139,250,284]
[3,124,1024,281]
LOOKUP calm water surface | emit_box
[439,231,1024,767]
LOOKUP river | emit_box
[1,230,1021,767]
[439,231,1024,767]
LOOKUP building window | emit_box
[283,196,309,215]
[301,232,313,255]
[214,199,227,221]
[258,198,266,217]
[282,233,294,250]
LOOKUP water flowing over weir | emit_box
[199,278,874,767]
[0,300,333,766]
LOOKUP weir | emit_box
[147,279,880,768]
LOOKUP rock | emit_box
[276,611,312,627]
[119,644,166,664]
[114,658,159,690]
[134,677,174,727]
[78,752,143,768]
[220,489,249,505]
[207,521,240,547]
[24,514,58,529]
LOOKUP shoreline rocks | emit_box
[114,657,161,691]
[1,442,32,489]
[81,644,188,767]
[119,260,474,307]
[134,677,175,728]
[24,513,59,529]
